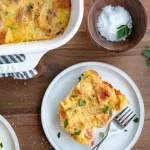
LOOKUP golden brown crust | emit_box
[0,29,7,44]
[54,0,71,9]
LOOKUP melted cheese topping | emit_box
[0,0,71,44]
[59,70,130,146]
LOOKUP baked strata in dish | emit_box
[59,69,129,146]
[0,0,71,44]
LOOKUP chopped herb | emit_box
[78,76,81,81]
[102,105,109,114]
[100,122,104,127]
[0,142,3,148]
[117,24,130,39]
[67,107,72,111]
[78,99,86,106]
[147,59,150,66]
[64,119,68,128]
[9,25,14,30]
[142,48,150,66]
[34,15,37,20]
[142,48,150,57]
[124,129,127,132]
[27,3,33,12]
[109,109,112,118]
[71,95,77,98]
[57,132,61,138]
[4,11,8,16]
[84,75,90,79]
[7,102,14,106]
[133,117,139,123]
[100,132,104,139]
[74,130,81,135]
[78,73,85,81]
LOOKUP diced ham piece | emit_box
[46,28,52,36]
[16,7,25,23]
[56,22,62,28]
[47,9,56,17]
[85,127,95,146]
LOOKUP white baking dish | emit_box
[0,0,84,73]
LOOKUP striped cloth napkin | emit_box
[0,54,37,79]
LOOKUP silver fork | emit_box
[92,107,136,150]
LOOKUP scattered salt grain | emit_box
[97,5,133,42]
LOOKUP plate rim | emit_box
[0,115,20,150]
[41,61,144,150]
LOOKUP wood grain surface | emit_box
[0,0,150,149]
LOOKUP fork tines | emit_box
[115,106,136,127]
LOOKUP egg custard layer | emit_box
[0,0,71,44]
[59,70,130,146]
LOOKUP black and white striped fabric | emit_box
[0,54,37,79]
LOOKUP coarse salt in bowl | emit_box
[86,0,147,53]
[97,5,133,42]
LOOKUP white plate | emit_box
[41,62,144,150]
[0,115,20,150]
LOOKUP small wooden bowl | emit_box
[86,0,148,53]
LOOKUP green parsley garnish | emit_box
[102,105,109,114]
[84,75,90,79]
[78,76,81,81]
[78,99,86,106]
[67,107,72,111]
[100,132,104,139]
[117,24,130,39]
[9,25,14,30]
[27,3,33,12]
[71,95,77,98]
[7,102,14,106]
[64,119,68,128]
[142,48,150,66]
[34,15,37,20]
[124,129,127,132]
[0,142,3,148]
[100,122,104,127]
[109,108,112,118]
[4,11,8,16]
[57,132,61,138]
[133,117,139,123]
[74,130,81,135]
[142,48,150,57]
[147,59,150,66]
[78,73,85,81]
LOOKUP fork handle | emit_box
[92,135,108,150]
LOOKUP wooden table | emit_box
[0,0,150,149]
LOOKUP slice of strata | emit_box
[0,136,3,150]
[59,69,129,146]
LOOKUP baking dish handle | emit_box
[0,52,46,74]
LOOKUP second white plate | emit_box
[0,115,20,150]
[41,62,144,150]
